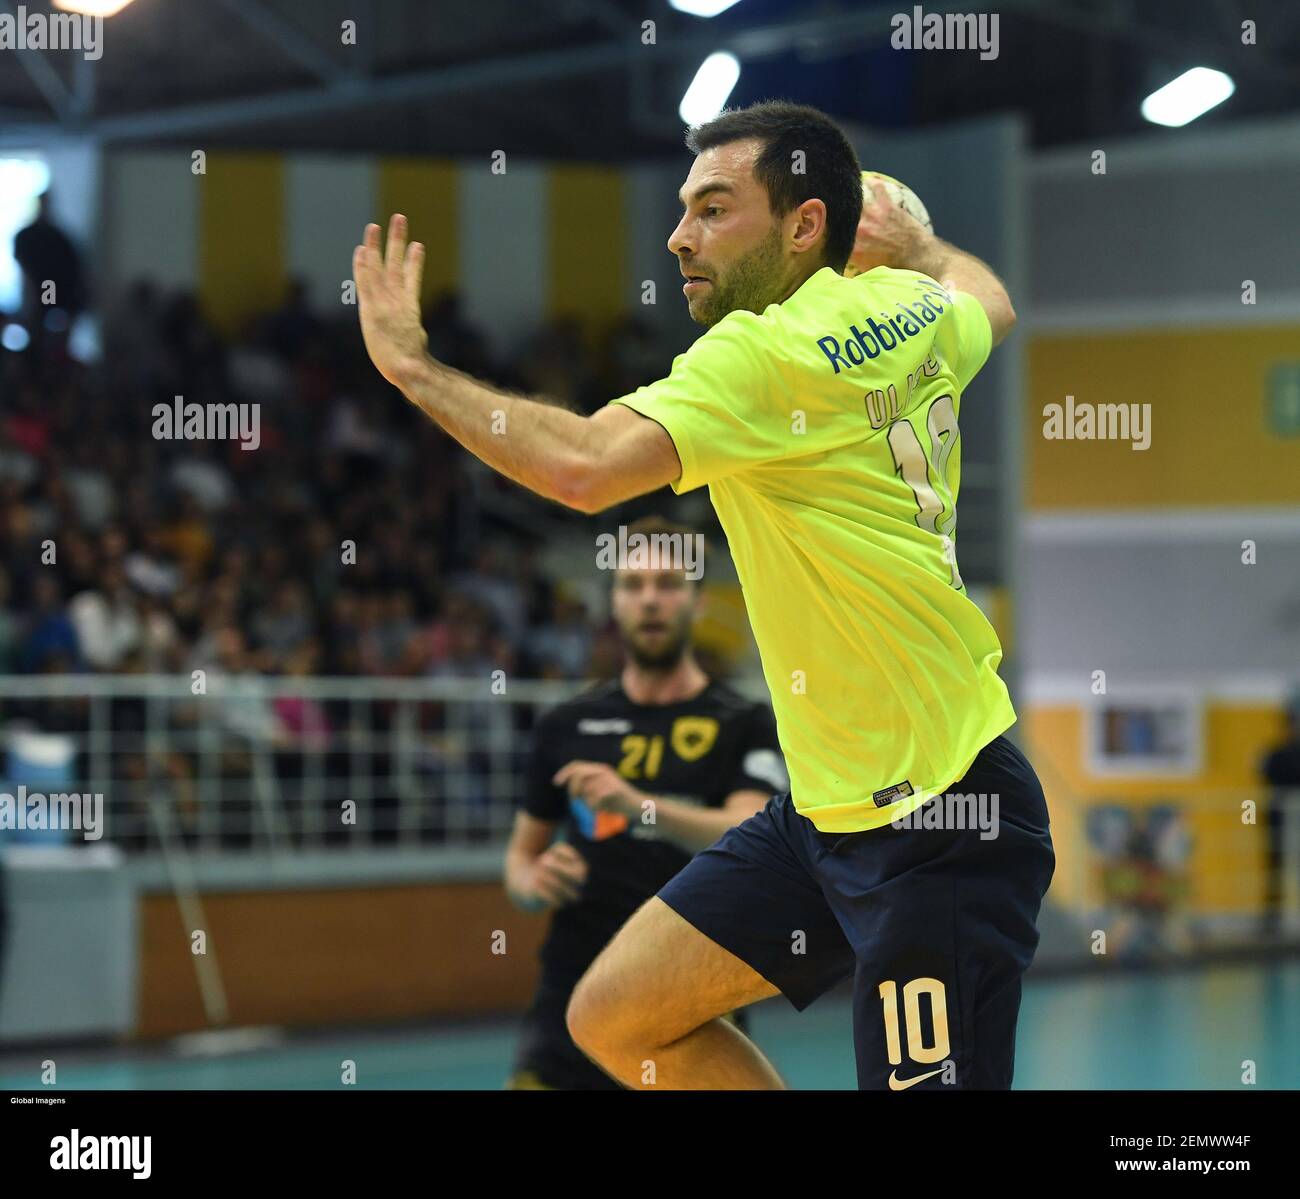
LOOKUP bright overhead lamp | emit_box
[1141,67,1235,127]
[53,0,137,16]
[669,0,745,18]
[679,52,741,125]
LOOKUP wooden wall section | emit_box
[137,883,548,1040]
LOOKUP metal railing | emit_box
[0,673,579,859]
[4,676,1297,954]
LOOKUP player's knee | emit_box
[566,962,648,1065]
[565,970,618,1062]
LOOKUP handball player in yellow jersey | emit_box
[353,101,1054,1090]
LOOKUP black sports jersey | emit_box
[524,677,785,980]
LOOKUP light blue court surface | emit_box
[3,961,1297,1090]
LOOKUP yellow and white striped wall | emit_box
[101,150,688,355]
[1018,115,1300,916]
[1020,320,1300,916]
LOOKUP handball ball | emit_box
[863,170,933,233]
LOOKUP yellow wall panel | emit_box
[1027,326,1300,509]
[377,159,460,302]
[198,154,286,335]
[546,165,627,342]
[1023,702,1288,914]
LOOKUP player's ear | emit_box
[790,197,828,255]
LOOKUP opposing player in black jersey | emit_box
[503,517,786,1089]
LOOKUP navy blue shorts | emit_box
[657,735,1055,1090]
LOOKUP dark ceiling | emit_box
[1,0,1297,156]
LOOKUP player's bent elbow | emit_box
[990,296,1017,347]
[551,453,602,514]
[554,460,615,515]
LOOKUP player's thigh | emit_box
[570,794,854,1048]
[569,896,779,1050]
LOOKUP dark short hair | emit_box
[685,100,863,272]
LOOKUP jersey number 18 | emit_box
[886,394,963,590]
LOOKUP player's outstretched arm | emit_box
[353,215,680,514]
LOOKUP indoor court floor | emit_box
[2,960,1297,1090]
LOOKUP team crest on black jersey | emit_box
[671,716,719,762]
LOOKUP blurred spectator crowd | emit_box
[0,279,676,690]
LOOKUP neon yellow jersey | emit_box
[609,265,1014,833]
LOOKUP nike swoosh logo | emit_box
[888,1067,943,1091]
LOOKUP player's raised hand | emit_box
[352,214,429,387]
[845,180,931,277]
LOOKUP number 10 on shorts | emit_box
[878,977,951,1066]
